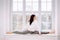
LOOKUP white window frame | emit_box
[9,0,58,35]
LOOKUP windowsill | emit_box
[4,32,57,37]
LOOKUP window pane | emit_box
[13,0,17,1]
[41,2,46,11]
[41,22,52,30]
[33,0,38,11]
[47,2,52,11]
[17,2,23,11]
[41,0,46,2]
[26,2,32,11]
[13,0,23,11]
[18,0,23,2]
[26,0,38,11]
[41,13,52,31]
[47,0,52,1]
[13,14,23,31]
[41,13,52,22]
[41,23,48,30]
[41,0,52,2]
[26,0,32,2]
[41,1,52,11]
[33,0,38,2]
[26,0,32,11]
[33,2,38,11]
[13,2,17,11]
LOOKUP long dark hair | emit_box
[29,14,35,25]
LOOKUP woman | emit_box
[27,14,41,34]
[13,14,41,34]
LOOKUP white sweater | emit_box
[27,20,41,33]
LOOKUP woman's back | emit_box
[27,20,40,31]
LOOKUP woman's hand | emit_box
[39,32,41,35]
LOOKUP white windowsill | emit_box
[4,33,57,37]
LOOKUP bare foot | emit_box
[6,32,13,34]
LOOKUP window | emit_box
[41,0,54,32]
[41,0,52,11]
[11,0,56,35]
[13,0,23,11]
[26,0,38,11]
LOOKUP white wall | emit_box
[57,0,60,35]
[57,0,60,40]
[0,0,59,40]
[0,0,10,35]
